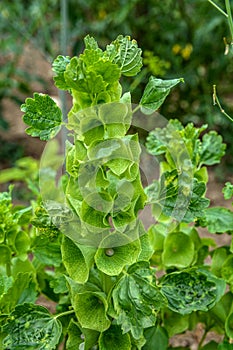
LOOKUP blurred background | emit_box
[0,0,233,180]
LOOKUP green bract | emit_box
[1,34,231,349]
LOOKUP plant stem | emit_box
[208,0,228,18]
[132,105,141,114]
[225,0,233,43]
[213,85,233,122]
[54,309,75,320]
[198,328,209,350]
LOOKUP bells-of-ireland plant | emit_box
[1,35,231,350]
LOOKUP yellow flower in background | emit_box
[181,44,193,60]
[172,44,182,55]
[98,9,107,19]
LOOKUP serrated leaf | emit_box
[146,173,209,223]
[84,34,100,50]
[2,303,62,350]
[160,268,226,315]
[111,261,167,339]
[140,77,183,114]
[32,236,62,267]
[52,55,71,89]
[0,272,37,314]
[199,207,233,233]
[199,131,226,166]
[61,236,95,284]
[99,325,131,350]
[21,93,62,140]
[223,182,233,200]
[106,35,142,76]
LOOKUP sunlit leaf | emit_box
[160,268,226,315]
[140,77,183,114]
[2,303,62,349]
[21,93,62,140]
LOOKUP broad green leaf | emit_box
[21,93,62,140]
[0,272,37,314]
[218,340,233,349]
[111,261,167,339]
[66,319,83,349]
[202,341,219,350]
[0,274,13,297]
[163,310,189,337]
[140,77,183,114]
[14,230,30,261]
[52,55,71,89]
[199,131,226,166]
[223,182,233,200]
[99,325,131,350]
[143,326,168,350]
[2,303,62,350]
[211,247,229,277]
[73,291,111,332]
[210,292,233,325]
[160,268,226,315]
[94,233,140,276]
[138,231,154,262]
[221,255,233,288]
[146,174,209,223]
[32,236,62,267]
[0,245,11,265]
[106,35,142,76]
[162,231,195,268]
[61,236,95,284]
[199,207,233,233]
[225,312,233,338]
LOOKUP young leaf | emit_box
[21,93,62,140]
[223,182,233,200]
[199,131,226,166]
[2,303,62,349]
[140,77,184,114]
[160,268,226,315]
[99,325,131,350]
[111,261,167,339]
[106,35,142,76]
[198,207,233,233]
[52,55,71,90]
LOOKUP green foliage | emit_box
[2,303,62,349]
[1,35,233,350]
